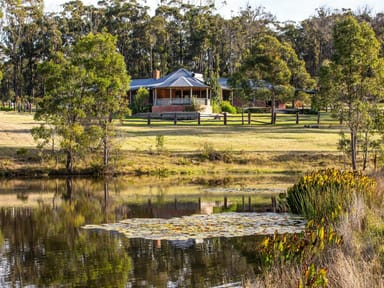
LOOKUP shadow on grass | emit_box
[119,121,342,138]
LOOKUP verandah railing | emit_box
[155,98,210,106]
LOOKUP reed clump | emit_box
[254,169,384,288]
[286,168,379,222]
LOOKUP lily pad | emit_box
[82,212,306,241]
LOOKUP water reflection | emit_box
[0,175,297,287]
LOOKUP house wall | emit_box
[152,105,186,113]
[152,104,212,113]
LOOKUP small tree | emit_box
[72,32,130,173]
[320,15,384,170]
[34,53,95,174]
[34,33,130,174]
[131,87,150,114]
[237,35,312,124]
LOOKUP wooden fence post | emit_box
[198,112,201,126]
[224,112,227,125]
[296,111,299,124]
[147,113,151,125]
[317,112,320,125]
[248,111,251,125]
[174,113,177,125]
[242,110,244,125]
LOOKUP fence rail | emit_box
[126,111,337,127]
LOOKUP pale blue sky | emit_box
[44,0,384,22]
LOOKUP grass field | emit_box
[0,111,348,176]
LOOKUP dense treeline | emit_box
[1,0,384,107]
[2,1,384,172]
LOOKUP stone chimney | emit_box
[152,69,161,80]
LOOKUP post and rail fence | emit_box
[132,110,324,127]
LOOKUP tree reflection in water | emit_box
[0,177,271,287]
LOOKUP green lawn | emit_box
[118,113,341,153]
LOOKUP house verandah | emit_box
[129,68,212,114]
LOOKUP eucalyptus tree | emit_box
[1,0,45,108]
[58,0,102,46]
[98,0,151,78]
[227,5,276,74]
[319,15,384,170]
[154,1,187,72]
[146,13,170,75]
[287,8,339,77]
[237,35,312,124]
[34,32,129,174]
[371,12,384,53]
[33,52,93,173]
[72,32,130,172]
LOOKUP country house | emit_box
[129,69,212,113]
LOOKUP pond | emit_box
[0,175,304,287]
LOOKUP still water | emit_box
[0,175,299,287]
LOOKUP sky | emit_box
[44,0,384,22]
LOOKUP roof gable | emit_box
[129,68,209,90]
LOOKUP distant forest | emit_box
[1,0,384,105]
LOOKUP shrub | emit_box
[220,101,237,114]
[131,87,151,114]
[0,106,13,112]
[287,168,379,222]
[200,143,234,163]
[212,101,221,113]
[156,135,165,153]
[16,148,28,156]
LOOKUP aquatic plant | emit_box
[286,168,379,221]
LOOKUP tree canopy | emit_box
[319,15,384,170]
[33,32,129,174]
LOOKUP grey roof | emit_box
[129,68,210,91]
[218,78,231,90]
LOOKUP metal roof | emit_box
[129,68,210,91]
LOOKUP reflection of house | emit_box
[129,69,212,113]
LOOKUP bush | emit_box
[287,168,379,222]
[200,143,234,163]
[0,106,13,112]
[244,107,271,113]
[220,101,237,114]
[212,101,221,113]
[156,135,165,153]
[131,87,151,114]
